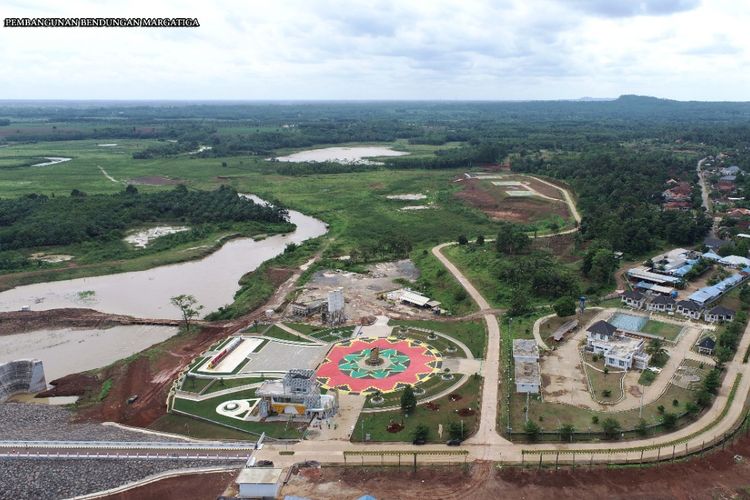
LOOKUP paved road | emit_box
[432,242,509,450]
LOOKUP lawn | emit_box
[201,376,268,394]
[263,325,314,343]
[391,318,487,358]
[508,383,697,437]
[171,390,303,439]
[641,320,683,341]
[395,328,468,359]
[352,375,482,443]
[582,355,625,401]
[362,373,461,409]
[284,322,322,335]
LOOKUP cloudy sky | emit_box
[0,0,748,100]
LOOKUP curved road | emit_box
[5,174,750,470]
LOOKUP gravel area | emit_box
[0,403,171,442]
[0,459,240,499]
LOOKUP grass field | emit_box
[642,320,683,340]
[390,318,487,358]
[509,383,696,436]
[362,373,461,409]
[263,325,314,343]
[352,374,481,443]
[582,355,625,401]
[171,390,303,439]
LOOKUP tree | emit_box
[413,423,429,442]
[457,235,468,245]
[703,369,721,394]
[589,248,617,285]
[495,222,531,255]
[661,412,678,430]
[400,385,417,416]
[646,338,668,367]
[685,401,700,417]
[476,235,485,246]
[635,419,648,436]
[170,294,203,332]
[524,420,540,441]
[601,417,621,439]
[559,423,575,442]
[509,287,532,316]
[448,422,464,441]
[553,296,576,317]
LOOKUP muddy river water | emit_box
[0,197,327,319]
[0,325,178,381]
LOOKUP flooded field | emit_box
[0,198,327,319]
[0,325,178,380]
[274,146,408,164]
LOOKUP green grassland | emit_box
[641,320,683,341]
[352,374,481,443]
[390,318,487,358]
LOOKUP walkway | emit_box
[276,322,327,345]
[432,242,509,449]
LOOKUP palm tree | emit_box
[646,338,668,366]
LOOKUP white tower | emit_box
[327,287,345,325]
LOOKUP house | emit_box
[676,300,702,320]
[587,320,618,341]
[257,369,337,419]
[647,295,675,312]
[702,251,722,261]
[386,289,441,311]
[727,208,750,218]
[718,255,750,268]
[721,165,742,176]
[513,339,540,393]
[696,336,716,355]
[514,361,540,394]
[717,181,736,193]
[512,339,539,363]
[622,290,647,309]
[236,467,283,499]
[720,175,737,183]
[662,182,692,202]
[664,201,692,211]
[704,305,735,323]
[627,267,681,286]
[585,321,650,370]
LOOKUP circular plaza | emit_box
[316,336,442,394]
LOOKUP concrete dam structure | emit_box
[0,359,47,402]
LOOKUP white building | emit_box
[513,339,540,393]
[512,339,539,363]
[236,467,283,499]
[586,320,650,370]
[514,361,540,394]
[704,305,735,323]
[646,295,676,313]
[325,287,346,325]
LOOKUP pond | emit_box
[273,146,408,165]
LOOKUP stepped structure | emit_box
[0,359,47,402]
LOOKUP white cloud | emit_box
[0,0,748,100]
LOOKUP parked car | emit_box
[255,460,274,467]
[126,395,139,404]
[446,439,463,446]
[412,438,426,445]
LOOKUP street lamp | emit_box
[507,316,513,436]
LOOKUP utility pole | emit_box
[639,383,644,419]
[507,316,513,435]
